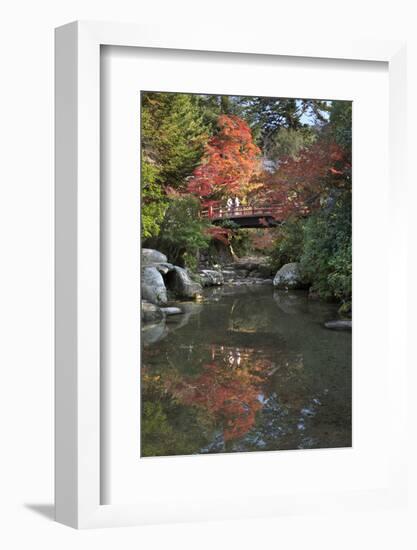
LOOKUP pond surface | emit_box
[141,285,351,457]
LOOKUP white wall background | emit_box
[0,0,416,548]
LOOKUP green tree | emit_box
[329,100,352,155]
[268,127,317,161]
[141,92,208,239]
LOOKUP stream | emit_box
[141,285,351,457]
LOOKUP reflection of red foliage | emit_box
[169,358,270,442]
[187,364,262,441]
[188,115,260,200]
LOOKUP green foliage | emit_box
[329,101,352,154]
[157,196,210,269]
[328,240,352,313]
[300,192,352,311]
[141,160,168,239]
[142,92,208,190]
[269,127,317,160]
[269,217,305,270]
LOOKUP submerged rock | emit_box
[273,262,307,290]
[324,320,352,331]
[142,266,168,305]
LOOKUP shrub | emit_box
[157,196,210,269]
[300,191,351,311]
[269,217,305,270]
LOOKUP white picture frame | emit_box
[55,21,407,529]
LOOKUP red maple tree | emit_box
[260,139,351,219]
[188,114,261,201]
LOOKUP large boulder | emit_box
[141,266,168,305]
[141,300,164,324]
[199,269,224,287]
[273,262,306,290]
[167,266,202,299]
[142,248,168,265]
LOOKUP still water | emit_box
[141,285,351,457]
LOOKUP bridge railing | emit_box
[201,204,285,220]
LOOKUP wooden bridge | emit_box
[201,204,286,228]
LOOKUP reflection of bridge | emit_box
[201,204,285,228]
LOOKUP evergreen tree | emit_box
[237,96,330,154]
[141,92,208,238]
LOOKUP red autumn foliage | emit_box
[204,225,231,245]
[188,115,261,201]
[259,140,350,219]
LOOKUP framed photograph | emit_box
[55,21,408,528]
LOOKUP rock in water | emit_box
[142,248,168,265]
[141,266,168,305]
[141,300,164,323]
[324,320,352,331]
[160,307,183,316]
[273,262,306,290]
[168,266,202,299]
[199,269,224,287]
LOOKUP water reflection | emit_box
[141,286,351,456]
